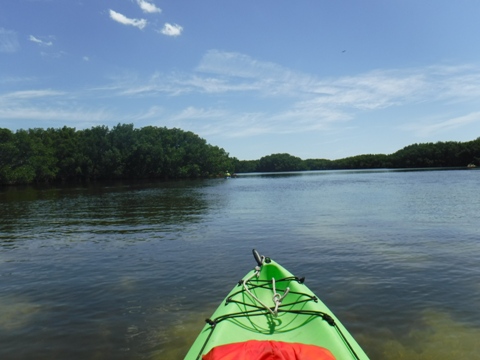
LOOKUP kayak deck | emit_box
[184,251,369,359]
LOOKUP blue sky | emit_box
[1,0,480,160]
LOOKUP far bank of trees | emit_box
[234,138,480,173]
[1,123,479,185]
[0,124,234,185]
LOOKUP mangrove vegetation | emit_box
[1,123,479,185]
[234,138,480,173]
[0,124,234,185]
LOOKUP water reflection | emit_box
[0,180,213,248]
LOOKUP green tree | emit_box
[303,158,332,170]
[234,159,259,173]
[0,129,18,183]
[126,126,164,178]
[257,153,305,172]
[77,126,110,180]
[49,126,82,182]
[107,123,137,177]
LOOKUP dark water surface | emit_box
[1,169,480,359]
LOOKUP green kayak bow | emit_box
[185,250,369,360]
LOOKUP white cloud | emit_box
[109,9,147,30]
[160,23,183,36]
[196,52,480,111]
[173,75,260,94]
[1,89,65,101]
[29,35,53,46]
[0,106,111,123]
[0,89,110,124]
[0,28,19,53]
[137,0,161,14]
[169,106,229,121]
[57,51,480,143]
[401,112,480,137]
[40,50,67,59]
[101,52,480,130]
[184,57,480,138]
[162,106,266,138]
[196,50,328,97]
[132,105,165,121]
[197,50,287,79]
[0,76,35,85]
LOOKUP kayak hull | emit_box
[185,254,369,359]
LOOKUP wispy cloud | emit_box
[401,112,480,137]
[0,28,19,53]
[0,76,36,85]
[137,0,161,14]
[197,50,287,79]
[0,89,65,101]
[160,23,183,37]
[4,49,480,142]
[40,50,67,59]
[96,51,480,139]
[0,106,112,123]
[168,54,480,138]
[168,106,229,122]
[29,35,53,46]
[0,88,112,125]
[196,51,480,105]
[195,51,432,104]
[109,9,147,30]
[160,106,265,138]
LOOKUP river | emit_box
[1,169,479,359]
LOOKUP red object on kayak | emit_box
[202,340,336,360]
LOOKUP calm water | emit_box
[1,169,480,359]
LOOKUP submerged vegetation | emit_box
[0,123,479,185]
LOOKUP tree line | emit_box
[0,124,234,185]
[234,138,480,173]
[1,124,479,185]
